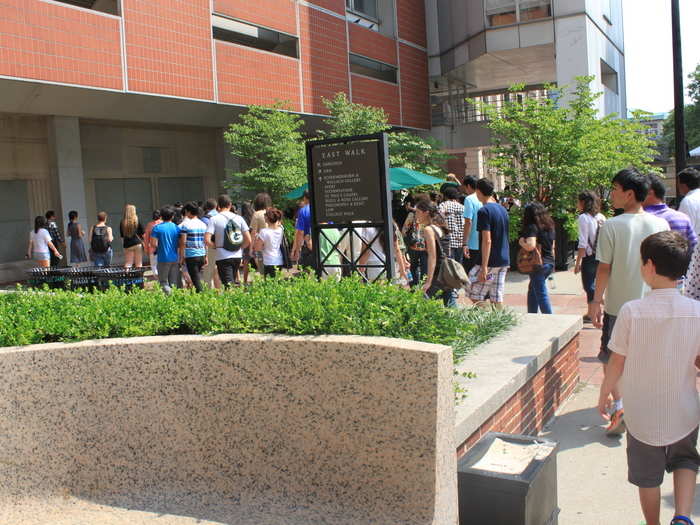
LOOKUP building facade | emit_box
[425,0,627,182]
[0,0,430,282]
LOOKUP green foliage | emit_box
[223,101,307,202]
[474,77,657,227]
[389,132,450,179]
[319,93,391,137]
[662,63,700,155]
[1,278,515,366]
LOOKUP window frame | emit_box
[212,14,299,59]
[484,0,552,28]
[349,53,398,84]
[346,0,380,24]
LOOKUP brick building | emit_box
[0,0,430,281]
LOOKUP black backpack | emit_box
[91,226,110,253]
[222,217,244,252]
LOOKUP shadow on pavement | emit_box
[541,405,624,453]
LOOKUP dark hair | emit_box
[253,193,272,211]
[416,200,449,234]
[577,190,600,216]
[45,210,55,220]
[183,201,199,217]
[217,194,232,209]
[612,168,649,202]
[414,192,431,204]
[34,215,47,233]
[678,167,700,190]
[241,202,254,225]
[68,210,78,221]
[160,206,174,222]
[476,178,494,196]
[443,186,460,200]
[522,202,555,233]
[203,198,217,212]
[97,211,107,222]
[646,173,666,200]
[265,207,283,224]
[152,209,161,221]
[302,190,310,201]
[640,231,690,280]
[463,176,477,190]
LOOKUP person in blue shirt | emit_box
[179,201,208,293]
[150,206,182,294]
[467,178,510,307]
[461,175,483,274]
[291,191,313,268]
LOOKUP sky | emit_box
[623,0,700,114]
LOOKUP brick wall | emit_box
[307,0,345,14]
[214,0,297,35]
[457,334,580,458]
[396,0,427,47]
[0,0,122,89]
[348,24,397,65]
[123,0,214,100]
[216,42,301,110]
[351,74,401,126]
[399,43,430,129]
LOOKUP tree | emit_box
[223,102,306,201]
[662,63,700,156]
[473,76,657,235]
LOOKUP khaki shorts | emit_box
[627,427,700,488]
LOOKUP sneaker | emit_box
[606,409,626,436]
[671,516,695,525]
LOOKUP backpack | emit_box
[591,215,604,256]
[91,226,110,253]
[280,228,293,269]
[222,216,244,252]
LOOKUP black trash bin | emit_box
[458,432,558,525]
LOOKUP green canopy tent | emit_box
[282,167,446,200]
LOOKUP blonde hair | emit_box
[121,204,138,237]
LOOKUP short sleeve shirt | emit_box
[179,217,207,258]
[477,202,510,268]
[150,221,180,263]
[609,289,700,446]
[438,200,464,248]
[30,228,53,254]
[257,227,284,266]
[524,224,555,265]
[679,188,700,236]
[596,212,669,316]
[206,211,250,261]
[462,193,483,251]
[295,205,311,236]
[250,210,267,234]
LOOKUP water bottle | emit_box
[548,274,556,289]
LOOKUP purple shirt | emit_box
[644,204,697,250]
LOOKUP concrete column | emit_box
[48,116,88,233]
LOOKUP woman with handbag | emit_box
[402,193,430,287]
[518,202,556,314]
[415,200,455,307]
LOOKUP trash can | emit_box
[458,432,559,525]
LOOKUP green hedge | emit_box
[0,277,516,362]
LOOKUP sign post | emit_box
[306,132,394,281]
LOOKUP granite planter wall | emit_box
[0,334,457,525]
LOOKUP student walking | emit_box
[574,191,606,310]
[467,178,510,307]
[143,210,162,278]
[402,193,429,286]
[88,212,113,267]
[678,168,700,235]
[205,194,251,288]
[45,210,65,267]
[66,210,87,265]
[644,173,697,250]
[588,168,669,436]
[26,216,62,268]
[598,231,700,525]
[245,193,272,283]
[120,204,144,268]
[150,206,181,294]
[253,207,285,278]
[178,202,208,292]
[519,202,556,314]
[200,198,221,289]
[416,200,455,307]
[461,176,483,275]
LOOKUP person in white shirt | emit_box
[253,207,285,278]
[574,191,606,310]
[26,215,62,268]
[204,194,251,288]
[678,168,700,236]
[598,231,700,525]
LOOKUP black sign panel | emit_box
[311,141,383,224]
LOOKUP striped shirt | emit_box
[438,200,464,248]
[179,217,207,258]
[609,288,700,446]
[644,203,698,250]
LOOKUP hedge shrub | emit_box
[0,276,516,362]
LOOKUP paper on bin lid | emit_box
[471,438,552,475]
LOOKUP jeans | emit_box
[463,249,480,274]
[425,284,456,307]
[527,263,554,314]
[157,261,181,294]
[185,256,205,293]
[408,249,428,287]
[264,265,280,278]
[445,247,464,306]
[216,257,242,288]
[92,247,113,267]
[580,255,598,304]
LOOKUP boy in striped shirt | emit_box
[179,201,208,293]
[598,231,700,525]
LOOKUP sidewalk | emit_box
[505,270,700,524]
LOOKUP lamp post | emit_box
[671,0,686,202]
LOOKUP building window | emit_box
[600,59,618,94]
[142,147,162,174]
[346,0,378,21]
[52,0,120,15]
[486,0,551,27]
[349,54,397,83]
[212,14,299,59]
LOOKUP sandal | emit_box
[671,516,695,525]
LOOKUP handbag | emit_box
[517,244,543,274]
[432,227,469,289]
[280,229,292,269]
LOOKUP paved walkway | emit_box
[505,270,700,524]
